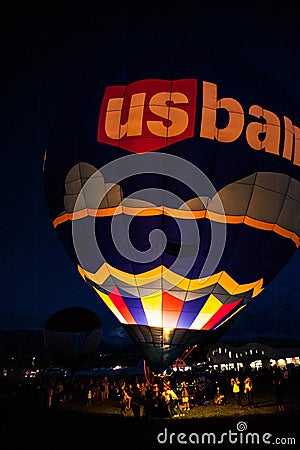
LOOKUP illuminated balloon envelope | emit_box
[43,50,300,373]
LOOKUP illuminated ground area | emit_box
[72,391,299,420]
[2,381,299,449]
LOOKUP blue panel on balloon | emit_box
[176,296,208,329]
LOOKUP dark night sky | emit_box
[1,2,300,345]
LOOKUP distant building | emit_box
[206,341,300,371]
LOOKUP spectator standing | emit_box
[86,387,92,407]
[126,384,133,409]
[274,374,285,413]
[244,376,255,408]
[119,385,130,417]
[131,386,143,419]
[162,386,181,418]
[46,384,54,408]
[102,376,110,400]
[180,382,190,411]
[143,386,154,419]
[231,377,242,407]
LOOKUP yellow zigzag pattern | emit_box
[77,263,264,298]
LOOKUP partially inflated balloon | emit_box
[44,50,300,373]
[43,307,102,363]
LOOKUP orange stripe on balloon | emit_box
[52,207,300,247]
[207,211,244,223]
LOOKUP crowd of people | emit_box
[118,380,192,419]
[0,363,296,418]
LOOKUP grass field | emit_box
[2,376,299,449]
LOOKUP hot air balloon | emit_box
[43,307,102,366]
[43,50,300,374]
